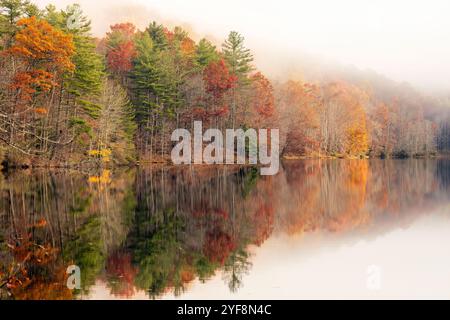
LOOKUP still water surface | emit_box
[1,160,450,299]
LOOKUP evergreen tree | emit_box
[132,31,169,154]
[42,4,105,159]
[222,31,254,128]
[222,31,254,80]
[147,21,167,50]
[62,4,104,118]
[195,38,219,68]
[0,0,40,49]
[132,25,196,156]
[42,4,64,28]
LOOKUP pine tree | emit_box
[132,31,167,155]
[147,21,167,50]
[132,25,197,156]
[40,4,104,160]
[70,23,104,111]
[54,5,105,117]
[222,31,254,128]
[0,0,40,49]
[222,31,254,80]
[195,38,219,68]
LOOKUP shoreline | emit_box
[1,154,447,173]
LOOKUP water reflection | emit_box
[0,160,449,300]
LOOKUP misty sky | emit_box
[34,0,450,92]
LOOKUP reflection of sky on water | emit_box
[2,160,450,300]
[88,206,450,300]
[168,210,450,300]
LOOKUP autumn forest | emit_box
[2,0,450,301]
[0,1,449,169]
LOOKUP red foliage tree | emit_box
[202,59,237,123]
[105,23,137,76]
[105,252,138,298]
[203,228,236,265]
[250,72,275,119]
[107,41,136,74]
[204,59,237,100]
[279,81,321,156]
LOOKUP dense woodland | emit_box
[0,0,449,168]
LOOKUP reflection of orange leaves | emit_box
[3,232,72,300]
[324,161,369,232]
[11,266,73,300]
[34,108,48,115]
[33,219,47,228]
[203,228,236,265]
[377,190,389,210]
[106,252,138,298]
[281,161,371,235]
[10,239,58,266]
[348,161,369,187]
[252,203,275,246]
[180,267,195,283]
[88,170,112,184]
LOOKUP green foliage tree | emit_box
[222,31,254,128]
[222,31,254,80]
[132,24,197,157]
[147,21,167,50]
[0,0,40,49]
[195,38,220,69]
[41,4,105,160]
[63,6,104,119]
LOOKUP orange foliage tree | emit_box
[249,72,276,127]
[319,82,370,157]
[105,23,137,79]
[277,81,321,156]
[369,101,399,157]
[202,58,237,125]
[7,16,75,108]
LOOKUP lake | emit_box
[1,159,450,300]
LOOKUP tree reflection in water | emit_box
[1,160,449,299]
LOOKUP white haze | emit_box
[34,0,450,93]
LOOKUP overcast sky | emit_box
[34,0,450,92]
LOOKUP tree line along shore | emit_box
[1,1,449,170]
